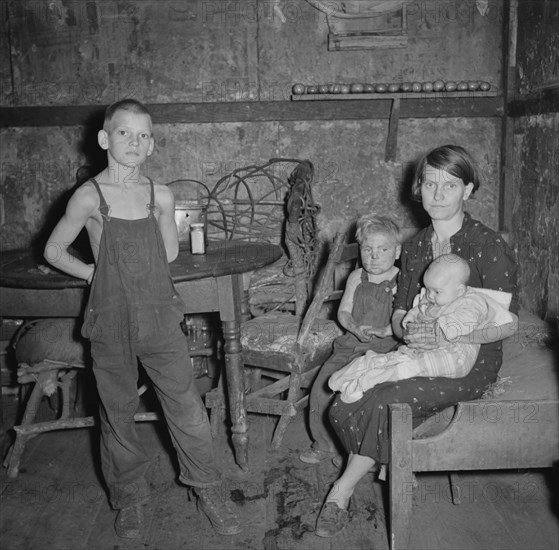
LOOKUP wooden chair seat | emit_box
[241,312,342,369]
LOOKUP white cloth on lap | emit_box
[329,287,514,403]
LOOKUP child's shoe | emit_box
[114,503,144,538]
[195,486,242,535]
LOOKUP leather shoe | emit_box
[196,486,242,536]
[115,504,144,538]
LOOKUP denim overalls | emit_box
[82,178,220,509]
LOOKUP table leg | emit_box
[221,319,248,470]
[217,274,249,471]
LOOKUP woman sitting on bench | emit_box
[314,144,519,538]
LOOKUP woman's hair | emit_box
[355,214,400,244]
[411,144,481,202]
[103,99,151,130]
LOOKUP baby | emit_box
[329,253,514,403]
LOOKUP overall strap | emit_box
[360,268,368,282]
[89,178,111,220]
[147,178,156,217]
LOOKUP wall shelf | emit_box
[290,90,499,101]
[0,95,504,128]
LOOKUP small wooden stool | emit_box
[3,318,214,478]
[3,319,89,477]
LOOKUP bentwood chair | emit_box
[207,158,320,316]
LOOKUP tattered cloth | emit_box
[14,319,87,396]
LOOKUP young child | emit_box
[329,254,514,403]
[44,100,241,539]
[299,214,401,464]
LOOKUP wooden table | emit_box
[0,240,282,470]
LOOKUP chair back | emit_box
[210,159,321,316]
[296,232,358,347]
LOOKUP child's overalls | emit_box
[82,178,220,510]
[307,269,399,452]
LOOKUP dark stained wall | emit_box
[1,0,505,250]
[3,1,503,105]
[510,0,558,322]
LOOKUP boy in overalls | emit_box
[44,100,241,538]
[299,214,400,465]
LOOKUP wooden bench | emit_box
[389,309,559,549]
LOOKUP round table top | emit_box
[0,240,283,289]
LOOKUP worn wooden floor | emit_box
[1,384,558,550]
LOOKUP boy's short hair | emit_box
[103,99,151,130]
[355,214,400,244]
[411,144,481,202]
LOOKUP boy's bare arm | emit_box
[156,185,179,263]
[44,185,96,282]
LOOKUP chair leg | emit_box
[3,380,44,478]
[449,473,461,505]
[270,373,301,449]
[58,371,75,420]
[271,415,292,450]
[4,365,79,478]
[246,367,262,392]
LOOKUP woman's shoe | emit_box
[315,501,349,537]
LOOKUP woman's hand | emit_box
[403,320,440,350]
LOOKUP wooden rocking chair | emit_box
[206,232,360,448]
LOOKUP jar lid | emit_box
[191,223,204,228]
